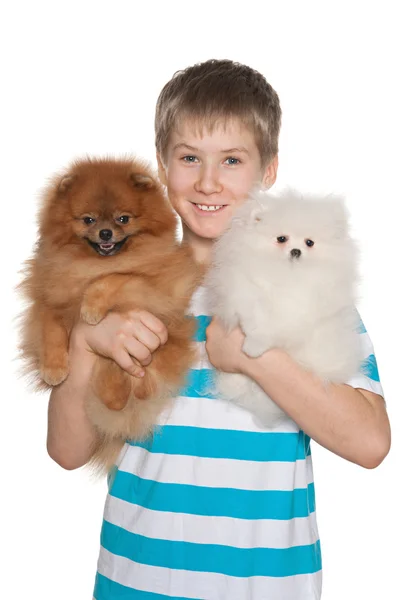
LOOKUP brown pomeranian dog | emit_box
[18,157,202,473]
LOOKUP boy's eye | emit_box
[277,235,288,243]
[182,155,198,163]
[225,157,240,165]
[83,216,96,225]
[117,215,130,224]
[305,239,314,247]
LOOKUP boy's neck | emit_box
[182,226,214,266]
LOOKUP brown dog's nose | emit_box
[290,248,301,258]
[99,229,113,241]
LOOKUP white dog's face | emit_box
[235,190,353,269]
[270,231,317,263]
[257,218,336,265]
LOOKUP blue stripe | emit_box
[100,521,321,578]
[110,471,315,520]
[357,319,367,334]
[193,314,212,342]
[94,572,191,599]
[130,426,310,462]
[361,354,380,382]
[178,368,215,398]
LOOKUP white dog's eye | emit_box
[277,236,288,243]
[305,239,315,247]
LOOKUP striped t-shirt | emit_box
[93,286,383,600]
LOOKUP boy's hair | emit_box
[155,59,282,167]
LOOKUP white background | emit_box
[1,1,398,599]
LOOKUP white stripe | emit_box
[104,495,319,549]
[97,548,322,600]
[158,393,300,432]
[118,446,314,490]
[194,340,213,369]
[358,329,376,353]
[189,285,209,316]
[346,374,384,396]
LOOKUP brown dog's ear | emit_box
[130,172,155,190]
[58,175,75,193]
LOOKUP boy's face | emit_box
[157,119,277,244]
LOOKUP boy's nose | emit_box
[194,167,223,195]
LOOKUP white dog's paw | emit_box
[217,372,251,401]
[242,335,272,358]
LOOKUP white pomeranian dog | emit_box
[206,187,363,426]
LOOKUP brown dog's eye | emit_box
[277,236,288,243]
[83,216,96,225]
[305,239,314,247]
[117,216,130,224]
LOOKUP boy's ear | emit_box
[156,153,167,186]
[261,155,279,189]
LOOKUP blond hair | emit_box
[155,59,282,166]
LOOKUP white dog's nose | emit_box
[290,248,301,258]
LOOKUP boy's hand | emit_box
[70,310,168,378]
[205,317,250,374]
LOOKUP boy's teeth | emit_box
[196,204,224,211]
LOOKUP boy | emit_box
[47,59,390,599]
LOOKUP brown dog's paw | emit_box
[92,359,131,411]
[133,377,151,401]
[102,392,129,411]
[80,301,107,325]
[41,360,69,386]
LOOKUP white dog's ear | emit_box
[232,203,264,228]
[247,187,270,225]
[248,205,264,224]
[326,196,349,237]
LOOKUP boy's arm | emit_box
[47,337,99,470]
[205,319,390,469]
[244,350,389,469]
[47,311,168,470]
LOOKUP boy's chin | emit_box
[196,223,230,240]
[185,216,231,241]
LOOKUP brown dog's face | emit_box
[43,159,176,255]
[69,175,144,256]
[76,213,135,256]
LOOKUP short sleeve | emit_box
[345,312,384,398]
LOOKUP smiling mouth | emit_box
[86,237,128,256]
[192,203,227,212]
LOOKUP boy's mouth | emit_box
[86,237,128,256]
[192,203,227,213]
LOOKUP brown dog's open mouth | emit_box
[86,237,128,256]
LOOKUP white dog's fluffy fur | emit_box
[206,188,362,426]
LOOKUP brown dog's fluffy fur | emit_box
[18,157,201,474]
